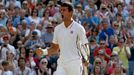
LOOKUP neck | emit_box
[20,66,25,71]
[95,72,100,75]
[115,72,121,75]
[64,18,73,28]
[119,45,123,48]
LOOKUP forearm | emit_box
[47,47,59,56]
[44,43,59,56]
[84,43,90,56]
[124,48,131,58]
[81,43,90,61]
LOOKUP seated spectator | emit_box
[89,38,98,64]
[91,58,104,75]
[111,64,126,75]
[112,38,131,72]
[19,47,27,59]
[88,28,99,44]
[24,31,44,50]
[108,35,117,50]
[99,19,114,41]
[97,50,107,74]
[41,22,54,48]
[112,21,121,36]
[25,49,39,70]
[1,61,13,75]
[14,57,31,75]
[37,58,51,75]
[6,51,18,72]
[91,65,103,75]
[0,34,16,60]
[93,39,112,62]
[107,51,124,75]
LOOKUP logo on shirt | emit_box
[70,30,73,34]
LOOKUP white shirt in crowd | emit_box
[2,71,13,75]
[0,44,16,60]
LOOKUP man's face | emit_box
[3,35,10,44]
[60,6,73,21]
[32,35,38,39]
[102,22,108,29]
[99,41,106,48]
[19,59,25,66]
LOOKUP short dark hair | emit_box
[2,61,9,66]
[61,2,73,12]
[18,57,26,63]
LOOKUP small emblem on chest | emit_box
[70,30,73,34]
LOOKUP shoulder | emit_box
[25,67,31,71]
[8,44,15,49]
[113,46,119,49]
[73,21,84,28]
[105,48,111,51]
[54,22,64,31]
[72,21,85,32]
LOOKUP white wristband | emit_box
[42,48,48,55]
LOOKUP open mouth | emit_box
[62,15,64,18]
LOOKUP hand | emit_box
[41,48,48,55]
[104,32,108,38]
[82,58,89,67]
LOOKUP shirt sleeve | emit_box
[52,28,58,44]
[77,25,88,44]
[126,47,131,55]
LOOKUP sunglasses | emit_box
[30,51,33,53]
[95,62,101,64]
[97,54,104,56]
[100,43,105,45]
[114,25,119,27]
[42,62,47,64]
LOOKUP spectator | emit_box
[37,58,51,75]
[99,19,114,40]
[91,58,104,75]
[0,9,8,27]
[112,38,131,73]
[91,65,103,75]
[108,35,117,50]
[107,51,124,75]
[41,22,54,48]
[24,31,44,50]
[1,60,13,75]
[26,49,38,75]
[6,51,18,72]
[88,28,99,43]
[112,21,121,36]
[94,39,112,62]
[19,47,26,59]
[89,38,98,64]
[28,9,41,25]
[96,50,107,74]
[111,64,126,75]
[0,34,16,60]
[14,57,31,75]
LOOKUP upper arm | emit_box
[77,25,88,44]
[47,43,59,56]
[126,47,131,55]
[52,27,58,44]
[51,43,59,51]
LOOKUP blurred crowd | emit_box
[0,0,134,75]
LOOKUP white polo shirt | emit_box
[53,21,88,63]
